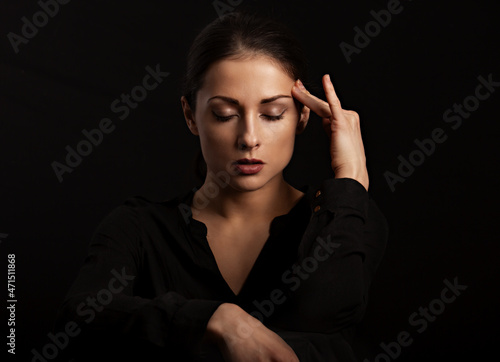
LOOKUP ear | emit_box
[181,96,199,136]
[295,104,310,135]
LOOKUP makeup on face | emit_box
[207,95,294,123]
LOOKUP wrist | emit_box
[204,303,239,345]
[332,165,369,191]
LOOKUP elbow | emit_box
[54,294,95,333]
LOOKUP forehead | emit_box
[198,55,295,104]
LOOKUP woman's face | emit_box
[182,54,309,192]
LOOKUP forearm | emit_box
[263,178,387,333]
[56,285,226,353]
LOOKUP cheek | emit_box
[197,125,234,167]
[266,123,297,160]
[199,125,233,151]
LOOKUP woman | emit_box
[55,11,388,362]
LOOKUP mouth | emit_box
[233,158,265,175]
[235,158,264,165]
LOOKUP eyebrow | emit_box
[206,95,293,105]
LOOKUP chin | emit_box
[229,176,267,192]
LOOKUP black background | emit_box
[1,0,499,361]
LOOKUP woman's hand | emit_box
[205,303,300,362]
[292,75,369,191]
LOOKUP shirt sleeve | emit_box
[266,177,389,335]
[54,201,225,360]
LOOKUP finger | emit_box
[292,81,332,119]
[292,81,331,117]
[301,104,311,119]
[322,74,345,120]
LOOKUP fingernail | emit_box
[297,79,306,90]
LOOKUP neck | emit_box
[193,171,300,223]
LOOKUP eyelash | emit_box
[212,111,285,122]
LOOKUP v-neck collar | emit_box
[177,183,312,299]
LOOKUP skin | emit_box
[292,74,369,190]
[181,54,310,225]
[181,53,369,361]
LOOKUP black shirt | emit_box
[55,178,389,361]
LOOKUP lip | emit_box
[234,158,265,175]
[235,158,264,164]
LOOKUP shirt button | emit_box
[315,190,321,197]
[314,205,321,212]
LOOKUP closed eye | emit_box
[262,110,286,121]
[212,111,234,122]
[212,110,286,122]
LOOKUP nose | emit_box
[237,114,260,150]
